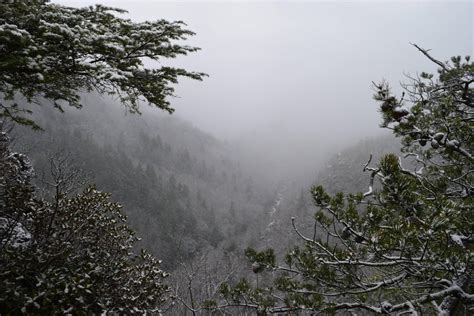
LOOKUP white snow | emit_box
[450,234,465,247]
[446,139,460,148]
[0,217,31,249]
[433,132,445,141]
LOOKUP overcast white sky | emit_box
[54,1,472,174]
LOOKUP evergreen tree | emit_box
[218,48,473,315]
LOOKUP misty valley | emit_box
[9,94,403,314]
[0,1,472,315]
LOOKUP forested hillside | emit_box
[254,135,401,258]
[9,93,408,313]
[13,95,275,269]
[1,1,471,314]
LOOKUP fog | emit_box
[55,0,472,180]
[4,1,473,311]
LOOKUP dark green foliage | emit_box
[0,1,205,128]
[0,133,168,314]
[0,1,218,313]
[245,248,276,273]
[220,50,473,314]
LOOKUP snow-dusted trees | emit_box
[0,0,204,312]
[0,132,168,314]
[0,0,204,128]
[218,49,473,314]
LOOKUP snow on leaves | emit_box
[0,2,205,128]
[0,133,169,314]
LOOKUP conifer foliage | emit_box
[219,49,473,314]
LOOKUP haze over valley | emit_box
[1,1,472,314]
